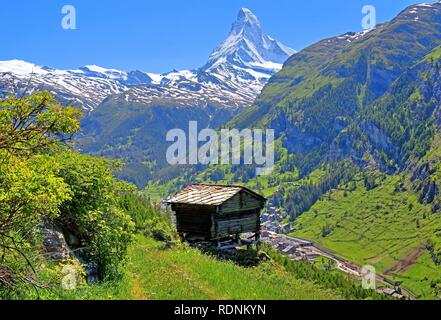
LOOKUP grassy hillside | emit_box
[122,237,343,300]
[47,236,345,300]
[291,173,441,299]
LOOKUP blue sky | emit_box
[0,0,421,73]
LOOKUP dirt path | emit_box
[130,273,149,300]
[384,245,426,275]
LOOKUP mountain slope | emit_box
[120,236,343,300]
[161,2,441,188]
[145,2,441,298]
[283,3,441,300]
[222,1,441,299]
[0,8,294,187]
[79,8,295,186]
[0,60,130,111]
[291,171,440,299]
[203,8,295,80]
[224,2,441,174]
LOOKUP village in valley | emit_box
[259,204,408,300]
[260,205,322,262]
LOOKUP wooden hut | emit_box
[167,184,267,242]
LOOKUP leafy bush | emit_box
[0,92,137,296]
[119,193,174,242]
[52,151,135,280]
[0,92,81,295]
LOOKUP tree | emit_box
[0,92,80,294]
[0,91,81,154]
[53,151,135,279]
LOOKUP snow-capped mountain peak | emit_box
[0,8,295,112]
[0,60,131,111]
[203,8,296,74]
[233,8,262,33]
[77,65,128,80]
[0,60,55,76]
[71,65,153,85]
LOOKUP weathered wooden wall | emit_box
[172,204,215,237]
[172,190,265,240]
[218,190,264,215]
[214,209,260,237]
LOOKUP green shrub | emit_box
[53,151,135,280]
[119,193,175,241]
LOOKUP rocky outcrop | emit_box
[360,121,399,161]
[41,224,100,284]
[41,224,74,261]
[270,112,324,154]
[411,161,440,212]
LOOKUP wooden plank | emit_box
[218,190,264,214]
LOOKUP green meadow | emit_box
[44,236,343,300]
[292,174,441,299]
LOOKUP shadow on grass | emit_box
[157,239,269,267]
[199,246,268,268]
